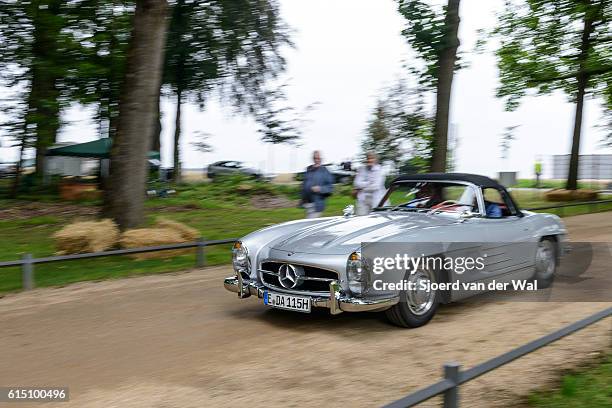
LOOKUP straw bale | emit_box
[154,218,200,241]
[120,228,189,260]
[53,219,119,254]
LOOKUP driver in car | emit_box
[407,183,444,208]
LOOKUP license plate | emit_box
[264,291,311,313]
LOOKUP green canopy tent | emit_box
[45,138,161,180]
[46,138,160,160]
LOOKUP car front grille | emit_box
[259,261,338,294]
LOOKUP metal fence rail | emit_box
[0,237,237,290]
[1,199,611,290]
[383,307,612,408]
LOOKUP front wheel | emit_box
[385,266,439,328]
[533,238,557,288]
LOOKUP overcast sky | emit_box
[1,0,610,178]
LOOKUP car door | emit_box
[419,184,492,286]
[479,188,536,283]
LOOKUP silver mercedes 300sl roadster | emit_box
[224,173,567,327]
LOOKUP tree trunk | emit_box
[103,0,169,230]
[152,91,162,152]
[566,0,595,191]
[429,0,461,173]
[10,121,29,198]
[566,76,587,191]
[173,89,182,182]
[31,0,62,179]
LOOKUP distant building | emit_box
[552,154,612,180]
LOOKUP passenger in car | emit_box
[485,201,502,218]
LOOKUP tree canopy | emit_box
[494,0,611,189]
[495,0,611,110]
[362,81,433,172]
[397,0,461,172]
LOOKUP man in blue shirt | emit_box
[301,151,334,218]
[485,201,502,218]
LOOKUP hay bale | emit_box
[544,189,599,202]
[53,219,119,254]
[236,183,254,193]
[120,228,190,260]
[154,218,200,241]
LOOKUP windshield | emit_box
[375,181,480,214]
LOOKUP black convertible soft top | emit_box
[392,173,503,189]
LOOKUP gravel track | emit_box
[0,212,610,407]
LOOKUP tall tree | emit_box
[494,0,611,190]
[103,0,169,229]
[0,0,66,178]
[398,0,461,172]
[29,0,63,178]
[362,81,433,171]
[362,102,397,164]
[0,0,132,185]
[255,87,317,145]
[62,0,133,140]
[162,0,291,181]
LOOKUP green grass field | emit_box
[512,179,608,190]
[528,354,612,408]
[0,178,611,293]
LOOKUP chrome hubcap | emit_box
[406,268,436,316]
[535,240,555,279]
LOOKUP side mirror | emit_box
[343,205,355,217]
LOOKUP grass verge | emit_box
[528,354,612,408]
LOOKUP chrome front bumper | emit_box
[223,275,399,315]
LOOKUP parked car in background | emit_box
[207,161,269,181]
[224,173,567,328]
[0,163,17,178]
[295,163,355,184]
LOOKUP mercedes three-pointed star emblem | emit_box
[278,264,302,289]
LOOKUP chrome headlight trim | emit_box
[232,241,250,274]
[347,251,365,295]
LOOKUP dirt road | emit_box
[0,212,610,407]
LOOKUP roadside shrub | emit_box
[544,189,599,202]
[53,219,119,254]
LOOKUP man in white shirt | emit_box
[353,152,386,216]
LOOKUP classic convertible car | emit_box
[224,173,567,328]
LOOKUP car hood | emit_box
[270,212,457,255]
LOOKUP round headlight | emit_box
[232,241,249,273]
[347,251,366,295]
